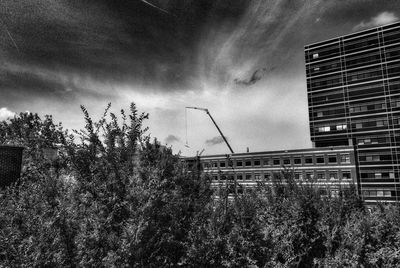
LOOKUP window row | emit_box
[307,32,400,64]
[347,81,385,99]
[357,136,390,145]
[359,153,393,162]
[347,68,382,84]
[345,52,381,69]
[385,48,400,61]
[315,123,347,133]
[343,35,379,53]
[212,170,352,181]
[307,60,341,76]
[383,30,400,45]
[351,118,388,129]
[314,119,390,133]
[307,51,388,77]
[315,107,345,118]
[309,76,342,90]
[360,171,395,179]
[203,154,351,168]
[363,190,393,197]
[309,90,344,105]
[309,63,400,91]
[307,46,340,62]
[313,171,352,180]
[349,101,386,113]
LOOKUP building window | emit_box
[237,174,243,180]
[318,126,331,132]
[306,172,314,181]
[245,160,252,166]
[212,162,218,168]
[329,172,337,180]
[331,190,339,197]
[342,171,351,180]
[340,154,350,163]
[273,159,280,165]
[294,173,303,180]
[336,124,347,130]
[328,155,337,163]
[294,158,301,164]
[236,161,242,167]
[220,162,226,167]
[313,53,319,59]
[254,173,261,180]
[317,173,325,180]
[376,120,385,127]
[305,157,313,164]
[245,174,252,180]
[319,189,327,195]
[264,174,271,181]
[283,159,290,165]
[254,159,261,166]
[316,156,325,164]
[365,155,380,162]
[356,123,363,129]
[317,111,323,117]
[263,159,270,166]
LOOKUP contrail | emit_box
[0,18,19,52]
[140,0,170,15]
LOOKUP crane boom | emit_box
[185,106,234,154]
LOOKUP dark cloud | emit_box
[165,134,180,144]
[205,136,226,146]
[3,0,398,97]
[0,65,117,107]
[0,69,66,95]
[234,67,269,86]
[0,0,250,92]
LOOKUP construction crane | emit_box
[185,106,234,154]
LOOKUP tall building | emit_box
[305,21,400,204]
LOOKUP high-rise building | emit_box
[305,21,400,204]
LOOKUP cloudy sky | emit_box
[1,0,400,155]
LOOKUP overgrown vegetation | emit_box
[0,104,399,267]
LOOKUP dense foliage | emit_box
[1,104,399,267]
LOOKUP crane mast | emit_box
[185,106,234,154]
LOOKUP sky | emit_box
[1,0,400,156]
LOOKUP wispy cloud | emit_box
[0,107,15,121]
[353,11,398,31]
[165,134,180,144]
[205,136,226,146]
[196,0,325,88]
